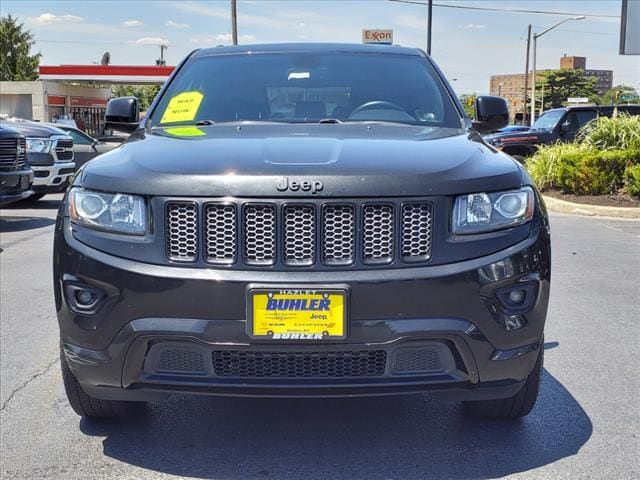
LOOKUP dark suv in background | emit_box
[1,121,75,201]
[55,43,550,422]
[0,124,33,206]
[485,104,640,160]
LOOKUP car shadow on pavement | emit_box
[4,197,62,210]
[0,215,55,233]
[80,369,592,479]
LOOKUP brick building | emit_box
[489,55,613,123]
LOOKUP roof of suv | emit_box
[194,43,424,58]
[545,105,640,113]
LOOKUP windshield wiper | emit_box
[195,119,215,126]
[317,118,343,124]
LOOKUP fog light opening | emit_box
[508,289,525,304]
[495,282,538,315]
[75,290,95,306]
[65,283,104,313]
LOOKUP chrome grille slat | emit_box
[55,139,74,162]
[166,202,198,262]
[401,202,433,261]
[362,204,394,264]
[0,137,24,169]
[204,204,237,264]
[244,204,276,265]
[165,200,433,267]
[283,205,315,266]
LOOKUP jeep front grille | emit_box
[283,205,315,266]
[322,204,355,265]
[204,203,237,264]
[401,202,433,261]
[362,204,394,264]
[244,204,276,265]
[166,202,198,261]
[164,199,433,269]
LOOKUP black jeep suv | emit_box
[54,44,551,421]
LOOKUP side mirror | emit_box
[105,97,140,133]
[472,96,509,134]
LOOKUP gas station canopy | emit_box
[38,65,175,84]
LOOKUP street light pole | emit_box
[529,16,585,127]
[231,0,238,45]
[523,24,531,126]
[427,0,433,55]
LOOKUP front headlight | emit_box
[452,186,534,234]
[69,188,147,235]
[26,138,54,153]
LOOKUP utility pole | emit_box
[523,24,531,126]
[156,45,167,66]
[427,0,433,55]
[231,0,238,45]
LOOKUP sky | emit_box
[3,0,639,94]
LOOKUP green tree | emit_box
[598,85,640,105]
[112,85,162,111]
[535,69,598,111]
[0,15,41,81]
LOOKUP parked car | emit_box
[1,121,75,201]
[40,123,120,168]
[0,124,33,206]
[55,43,550,421]
[485,104,640,161]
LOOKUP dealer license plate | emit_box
[248,289,347,340]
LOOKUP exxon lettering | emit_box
[266,298,330,311]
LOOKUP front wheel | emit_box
[463,346,543,420]
[60,347,146,419]
[23,193,46,202]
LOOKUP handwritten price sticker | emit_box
[160,91,204,124]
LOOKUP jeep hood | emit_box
[79,124,524,197]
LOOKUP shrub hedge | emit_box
[526,114,640,197]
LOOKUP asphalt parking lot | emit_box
[1,195,639,480]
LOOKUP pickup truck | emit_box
[0,124,33,206]
[485,104,640,161]
[1,121,76,201]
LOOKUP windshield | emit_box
[533,110,565,130]
[150,52,461,128]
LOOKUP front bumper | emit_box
[54,216,551,400]
[0,168,33,205]
[32,162,75,193]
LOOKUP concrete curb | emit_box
[542,195,640,219]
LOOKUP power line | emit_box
[388,0,620,19]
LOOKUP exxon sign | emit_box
[362,29,393,45]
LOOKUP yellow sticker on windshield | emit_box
[164,126,205,137]
[160,91,204,124]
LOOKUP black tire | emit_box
[23,193,46,202]
[463,346,543,420]
[60,348,146,419]
[511,154,526,164]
